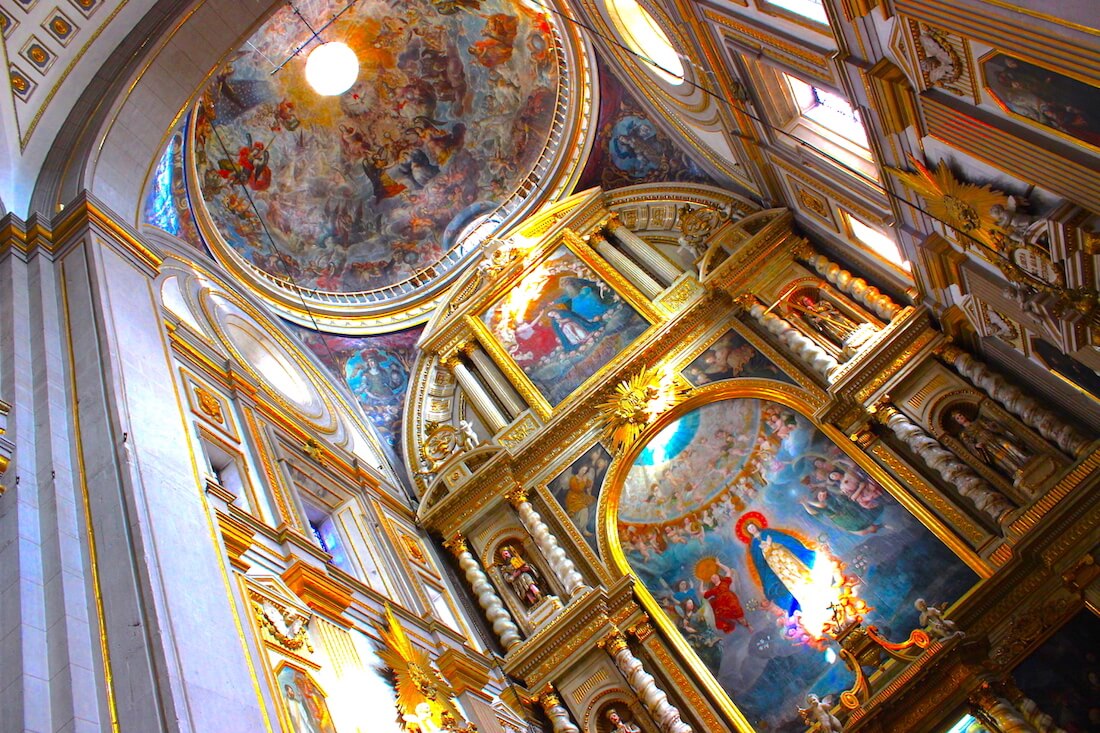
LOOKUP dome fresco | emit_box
[191,0,571,298]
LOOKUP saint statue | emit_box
[948,409,1033,483]
[499,546,544,608]
[402,701,443,733]
[606,708,642,733]
[789,294,876,355]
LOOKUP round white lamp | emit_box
[304,41,359,96]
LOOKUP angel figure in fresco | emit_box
[700,560,751,633]
[499,546,544,608]
[948,408,1033,484]
[801,486,883,536]
[606,708,642,733]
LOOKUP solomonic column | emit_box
[601,630,693,733]
[507,486,588,598]
[445,535,522,650]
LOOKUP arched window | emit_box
[607,0,684,84]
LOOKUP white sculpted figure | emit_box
[457,420,479,452]
[799,694,843,733]
[606,708,642,733]
[915,598,963,641]
[402,701,443,733]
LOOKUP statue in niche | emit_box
[915,598,963,641]
[787,290,877,358]
[946,407,1034,485]
[605,708,642,733]
[498,545,544,608]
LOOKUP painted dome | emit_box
[189,0,590,332]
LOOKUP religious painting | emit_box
[480,245,650,406]
[142,123,204,249]
[1011,610,1100,732]
[575,60,720,191]
[682,329,794,387]
[1031,339,1100,405]
[295,325,424,456]
[616,398,977,732]
[277,666,338,733]
[982,53,1100,151]
[191,0,561,293]
[548,442,613,552]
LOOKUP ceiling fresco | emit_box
[575,59,722,191]
[142,122,205,251]
[191,0,567,296]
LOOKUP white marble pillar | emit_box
[606,217,681,285]
[540,692,581,733]
[804,252,901,321]
[876,404,1016,524]
[508,488,588,598]
[748,301,841,380]
[465,345,527,419]
[445,355,509,433]
[445,536,522,650]
[591,233,663,299]
[939,345,1090,456]
[603,631,693,733]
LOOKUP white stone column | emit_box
[508,487,587,598]
[603,631,693,733]
[748,301,841,380]
[445,536,522,650]
[876,403,1016,524]
[606,217,681,285]
[465,345,527,419]
[591,233,663,299]
[939,345,1090,456]
[540,692,581,733]
[804,251,901,321]
[445,355,509,433]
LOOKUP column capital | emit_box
[935,342,965,363]
[604,213,625,231]
[458,340,478,357]
[599,629,629,655]
[443,534,468,556]
[871,398,899,424]
[505,484,529,508]
[539,691,562,711]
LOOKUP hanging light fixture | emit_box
[305,41,359,96]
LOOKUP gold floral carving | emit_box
[196,388,224,423]
[251,595,312,652]
[598,367,690,453]
[989,594,1075,668]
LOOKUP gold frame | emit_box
[595,381,988,732]
[468,231,665,420]
[978,49,1100,155]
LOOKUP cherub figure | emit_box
[457,420,479,452]
[915,598,963,641]
[798,694,843,733]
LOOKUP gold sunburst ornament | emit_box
[599,366,689,453]
[891,155,1008,250]
[374,604,471,732]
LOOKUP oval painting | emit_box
[616,398,977,732]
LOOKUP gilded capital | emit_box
[539,691,562,711]
[443,534,468,556]
[934,341,965,363]
[458,340,478,357]
[790,238,815,261]
[604,213,624,231]
[600,629,629,655]
[871,399,899,424]
[505,484,529,508]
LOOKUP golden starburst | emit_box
[599,367,689,453]
[891,155,1008,250]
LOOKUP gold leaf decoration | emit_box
[891,155,1008,250]
[599,366,689,453]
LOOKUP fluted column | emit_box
[445,535,522,650]
[602,630,693,733]
[747,300,841,380]
[508,487,588,598]
[444,354,509,433]
[606,216,681,285]
[939,345,1090,456]
[540,691,581,733]
[591,233,663,299]
[803,251,901,321]
[465,345,527,419]
[875,403,1015,524]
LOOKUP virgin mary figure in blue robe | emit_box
[740,514,817,617]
